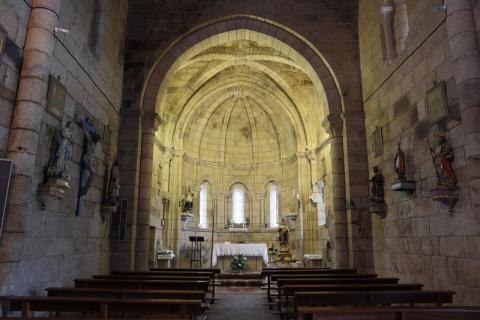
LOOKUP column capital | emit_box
[322,114,344,137]
[142,112,161,131]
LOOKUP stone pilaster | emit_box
[2,0,61,292]
[445,0,480,214]
[134,112,161,271]
[322,114,349,268]
[110,108,142,271]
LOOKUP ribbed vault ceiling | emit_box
[157,37,329,165]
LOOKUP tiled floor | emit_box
[207,293,278,320]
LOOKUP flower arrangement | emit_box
[231,255,248,272]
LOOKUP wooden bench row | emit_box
[2,268,220,319]
[261,267,480,320]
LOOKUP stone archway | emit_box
[114,15,372,272]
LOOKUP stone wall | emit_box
[0,0,127,296]
[359,0,480,304]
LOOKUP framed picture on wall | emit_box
[426,81,448,124]
[373,126,384,157]
[0,159,13,237]
[0,27,6,58]
[46,75,66,120]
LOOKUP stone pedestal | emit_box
[369,202,387,218]
[390,179,416,192]
[431,186,459,213]
[38,178,70,209]
[274,246,295,263]
[101,202,117,222]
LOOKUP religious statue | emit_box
[108,159,120,206]
[47,121,73,182]
[179,188,194,212]
[274,217,295,262]
[369,166,384,204]
[369,166,386,216]
[394,141,406,180]
[278,217,289,247]
[429,134,459,213]
[430,134,457,188]
[77,117,101,196]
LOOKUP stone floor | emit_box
[207,293,278,320]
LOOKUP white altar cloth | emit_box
[212,243,269,266]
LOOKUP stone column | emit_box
[2,0,61,291]
[381,0,396,63]
[134,112,160,271]
[322,114,348,268]
[445,1,480,214]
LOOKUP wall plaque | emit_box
[426,81,448,124]
[0,159,13,237]
[46,75,66,120]
[373,126,384,157]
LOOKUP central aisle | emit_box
[208,293,278,320]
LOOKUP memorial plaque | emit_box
[373,126,384,157]
[427,81,448,124]
[0,159,13,237]
[46,75,66,120]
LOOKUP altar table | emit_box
[212,243,269,266]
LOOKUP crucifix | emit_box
[75,116,101,216]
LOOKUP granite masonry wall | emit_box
[359,0,480,304]
[0,0,127,296]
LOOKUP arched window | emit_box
[199,183,208,228]
[268,182,279,227]
[231,183,246,224]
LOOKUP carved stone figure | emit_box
[278,217,289,247]
[179,188,194,212]
[47,121,73,182]
[394,141,406,180]
[431,135,457,187]
[77,117,101,196]
[369,166,385,204]
[108,159,120,205]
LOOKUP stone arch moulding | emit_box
[139,14,347,118]
[132,14,369,270]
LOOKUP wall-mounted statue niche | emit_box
[429,134,459,213]
[390,141,416,192]
[38,122,73,209]
[369,165,386,217]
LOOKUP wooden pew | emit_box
[296,306,480,320]
[262,268,357,304]
[93,274,210,281]
[147,268,220,300]
[293,290,454,315]
[46,287,205,301]
[1,296,202,320]
[74,278,210,294]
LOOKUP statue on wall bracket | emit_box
[429,134,459,213]
[369,165,387,217]
[101,159,120,220]
[38,121,73,209]
[390,141,416,193]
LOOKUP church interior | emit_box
[1,0,480,319]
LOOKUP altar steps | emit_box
[217,272,263,287]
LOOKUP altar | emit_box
[212,243,269,271]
